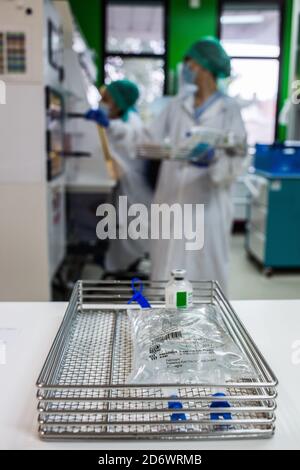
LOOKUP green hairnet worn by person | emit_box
[149,37,248,294]
[85,79,152,273]
[183,36,231,80]
[85,79,140,126]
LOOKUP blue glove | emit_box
[84,108,110,128]
[188,142,215,167]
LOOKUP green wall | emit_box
[69,0,103,84]
[277,0,293,141]
[168,0,218,71]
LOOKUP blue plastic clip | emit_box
[209,393,232,421]
[168,395,187,421]
[127,277,151,309]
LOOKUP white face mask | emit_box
[182,63,198,85]
[217,78,229,94]
[98,102,110,115]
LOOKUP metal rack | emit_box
[36,280,278,440]
[137,138,247,161]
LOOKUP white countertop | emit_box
[0,300,300,450]
[66,176,115,193]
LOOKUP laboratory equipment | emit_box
[54,0,115,194]
[232,174,251,225]
[0,0,115,300]
[0,0,66,300]
[46,86,65,180]
[54,1,115,253]
[36,280,277,440]
[246,144,300,274]
[254,143,300,175]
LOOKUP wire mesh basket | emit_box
[137,128,247,161]
[137,142,172,160]
[36,280,277,440]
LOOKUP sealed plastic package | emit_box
[127,305,256,385]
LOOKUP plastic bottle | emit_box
[165,269,193,308]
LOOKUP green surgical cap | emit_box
[185,36,231,78]
[106,79,140,113]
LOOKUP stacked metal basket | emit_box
[136,128,247,161]
[36,280,277,440]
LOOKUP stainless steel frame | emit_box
[36,280,278,440]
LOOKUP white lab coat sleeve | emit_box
[147,101,173,143]
[107,119,131,142]
[208,100,248,187]
[106,122,131,171]
[106,116,141,162]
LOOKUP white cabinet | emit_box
[0,0,64,300]
[246,175,268,264]
[233,176,250,222]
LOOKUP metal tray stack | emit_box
[137,142,172,160]
[137,130,247,161]
[36,280,278,440]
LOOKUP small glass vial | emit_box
[165,269,193,308]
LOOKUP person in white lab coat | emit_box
[149,37,247,293]
[85,80,152,273]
